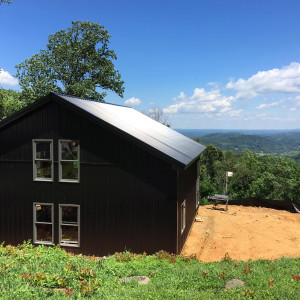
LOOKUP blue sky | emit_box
[1,0,300,129]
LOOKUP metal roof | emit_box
[0,92,205,168]
[56,94,205,168]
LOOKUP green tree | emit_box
[15,21,124,104]
[0,88,22,121]
[197,142,300,204]
[0,0,11,4]
[200,144,224,180]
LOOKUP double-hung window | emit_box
[59,205,80,247]
[181,200,186,234]
[59,140,80,182]
[33,140,53,181]
[33,203,54,245]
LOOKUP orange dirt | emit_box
[182,204,300,262]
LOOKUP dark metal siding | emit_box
[177,160,198,253]
[0,101,177,255]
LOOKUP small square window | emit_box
[59,205,80,247]
[33,140,53,181]
[33,203,54,245]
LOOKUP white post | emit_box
[225,171,233,195]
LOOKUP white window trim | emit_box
[33,202,54,245]
[59,204,80,247]
[32,139,54,182]
[58,140,80,183]
[196,176,200,208]
[181,199,186,234]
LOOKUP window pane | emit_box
[61,161,78,180]
[36,223,52,242]
[61,141,78,160]
[62,206,78,224]
[36,204,52,223]
[61,225,78,242]
[181,201,186,232]
[36,161,52,178]
[35,141,51,159]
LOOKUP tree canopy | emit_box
[0,88,22,121]
[0,0,12,4]
[198,145,300,205]
[15,21,124,104]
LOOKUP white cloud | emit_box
[164,88,234,114]
[0,69,19,86]
[172,91,186,101]
[124,97,141,106]
[256,102,279,110]
[290,107,296,111]
[293,96,300,106]
[226,62,300,99]
[228,109,243,117]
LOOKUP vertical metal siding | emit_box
[0,101,178,255]
[176,160,198,253]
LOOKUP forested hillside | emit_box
[196,132,300,163]
[199,145,300,204]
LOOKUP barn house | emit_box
[0,93,205,256]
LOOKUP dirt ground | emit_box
[182,204,300,262]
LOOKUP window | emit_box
[59,205,80,247]
[59,140,80,182]
[181,200,186,234]
[196,176,200,208]
[33,203,54,245]
[33,140,53,181]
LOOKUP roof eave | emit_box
[183,147,206,171]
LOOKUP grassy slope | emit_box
[1,242,300,299]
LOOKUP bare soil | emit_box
[182,204,300,262]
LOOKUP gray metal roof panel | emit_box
[57,94,206,167]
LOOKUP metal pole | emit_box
[225,172,228,195]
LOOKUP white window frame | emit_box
[59,204,80,247]
[33,202,54,245]
[181,199,186,234]
[58,140,80,183]
[196,176,200,208]
[32,139,54,182]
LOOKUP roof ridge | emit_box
[53,92,129,108]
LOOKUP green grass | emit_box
[1,241,300,299]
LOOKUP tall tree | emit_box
[15,21,124,104]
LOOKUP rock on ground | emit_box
[119,276,151,285]
[225,279,245,289]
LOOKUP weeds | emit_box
[0,242,300,299]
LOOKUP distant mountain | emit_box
[270,132,300,148]
[198,133,288,153]
[190,131,300,163]
[175,128,300,138]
